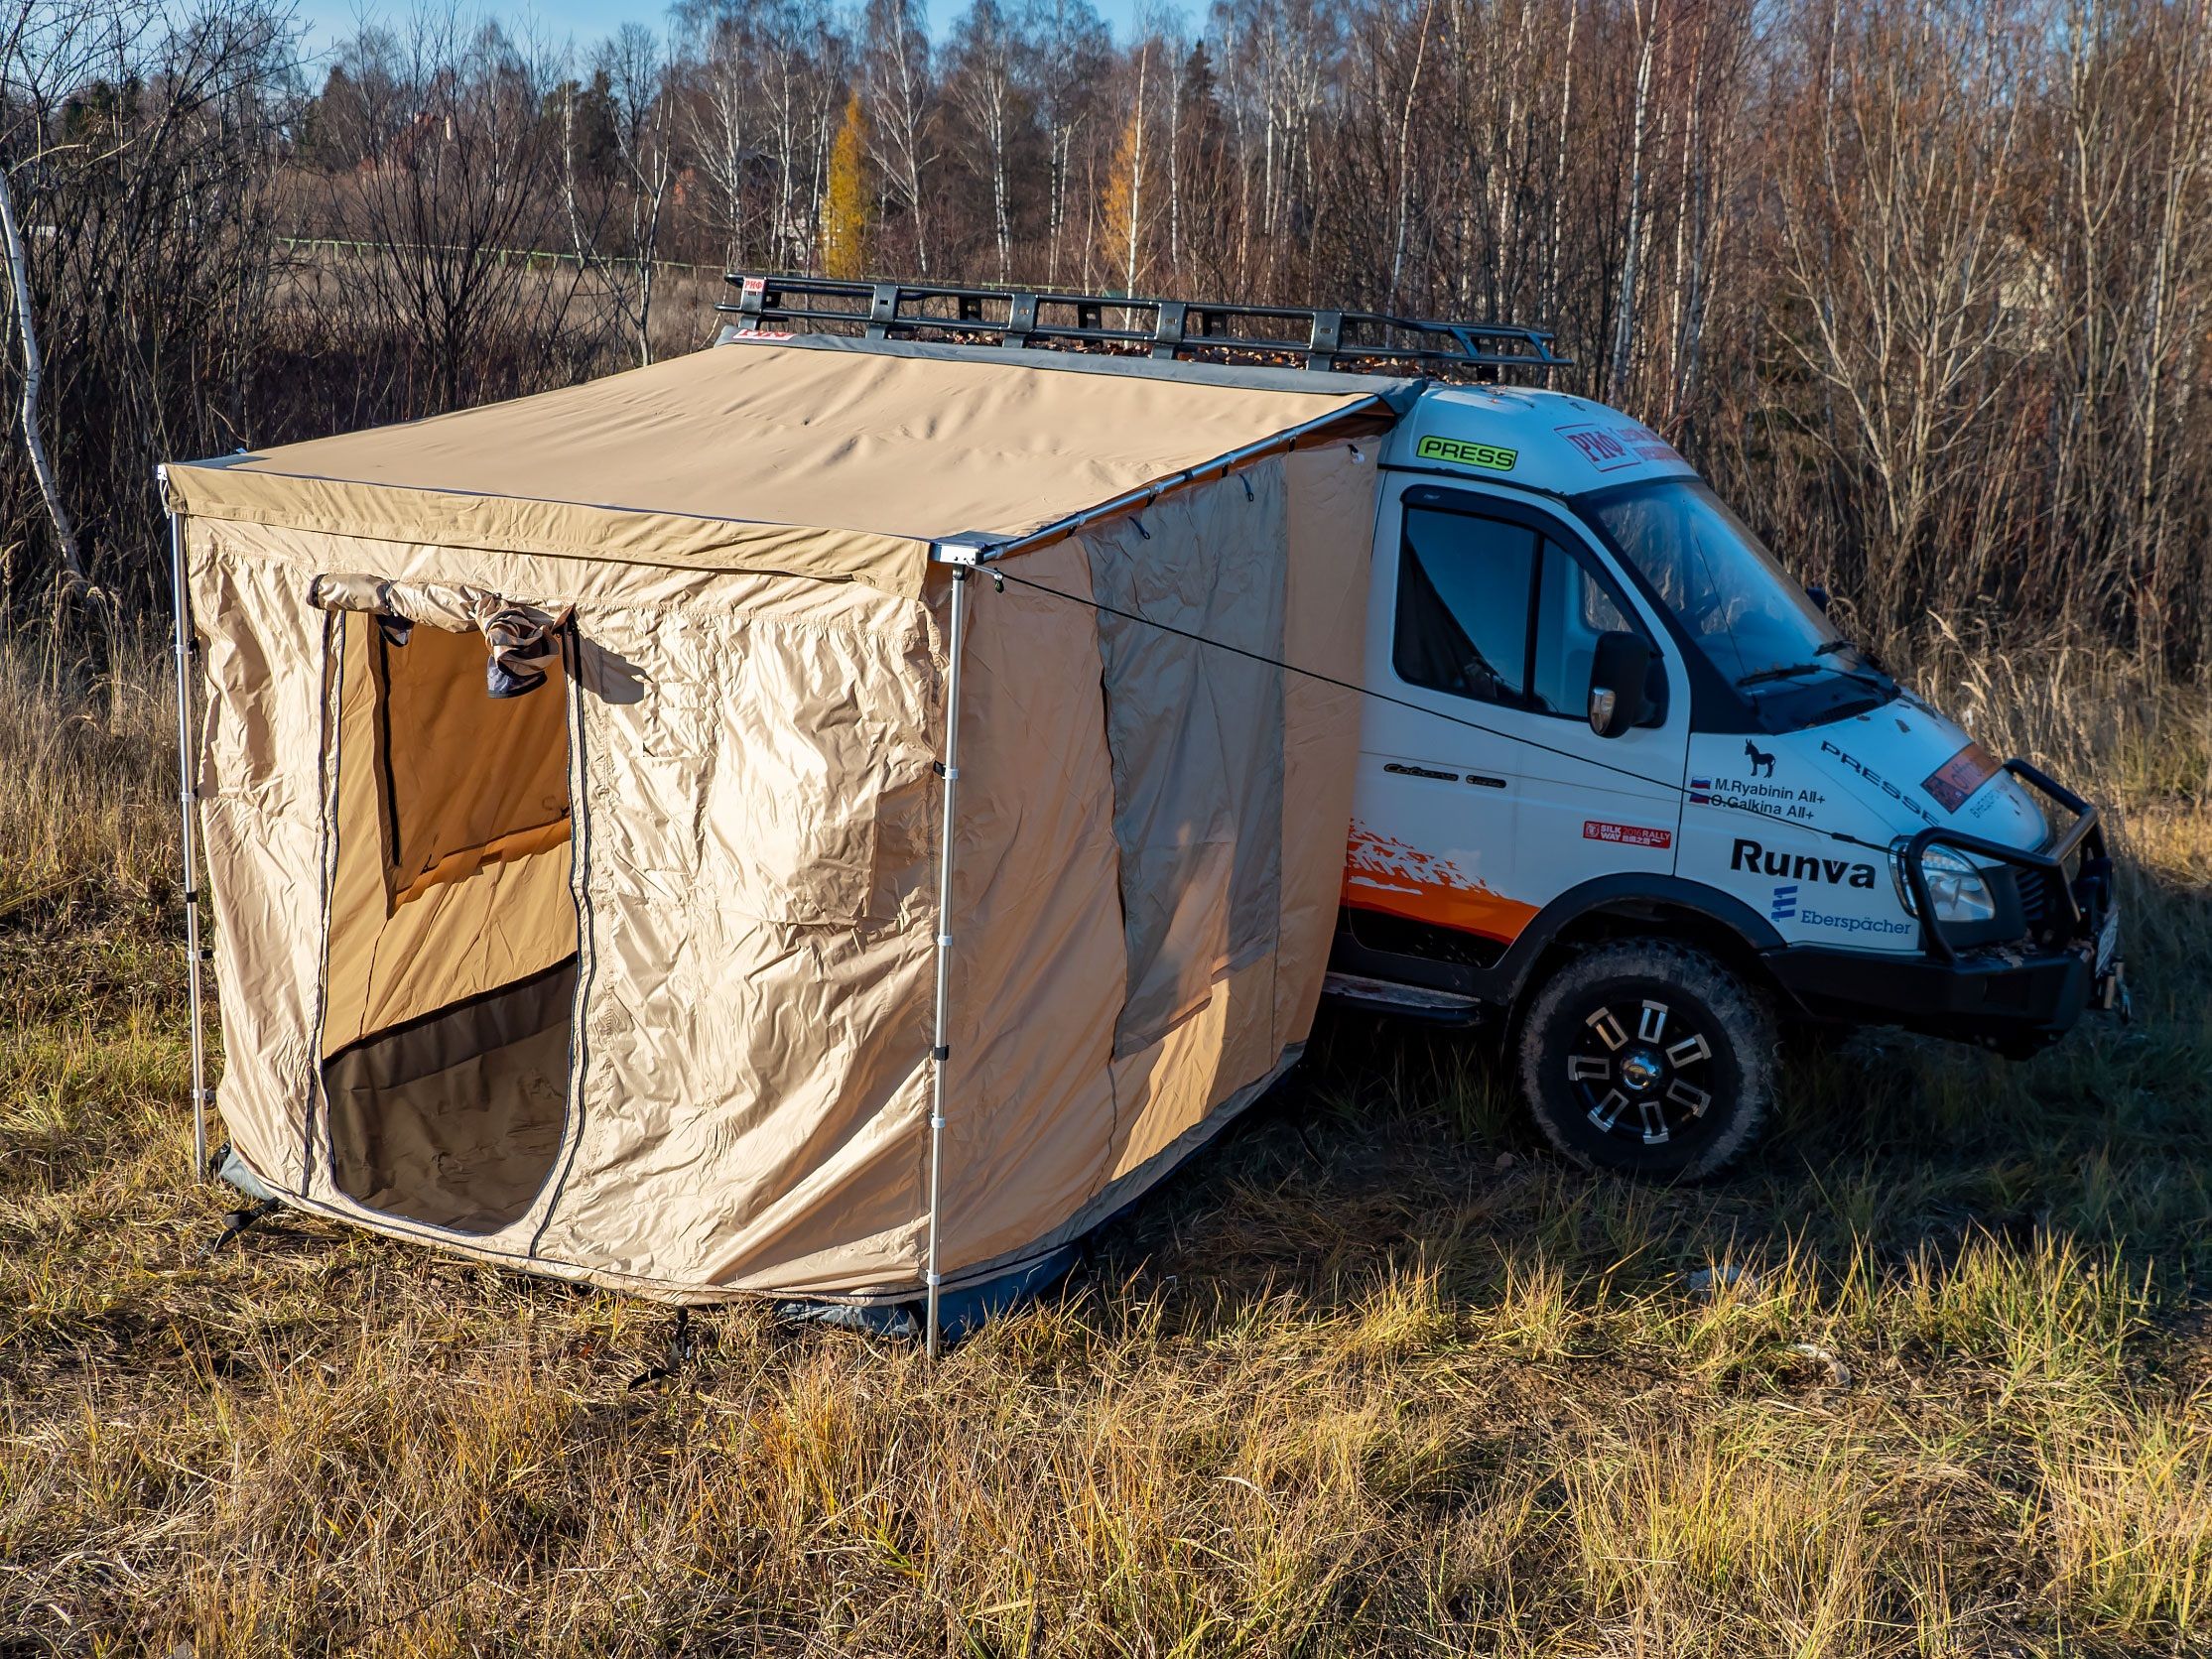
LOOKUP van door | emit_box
[1343,478,1691,968]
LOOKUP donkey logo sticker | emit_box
[1745,740,1775,779]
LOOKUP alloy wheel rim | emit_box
[1564,994,1717,1146]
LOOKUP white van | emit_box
[1329,387,2123,1176]
[726,278,2127,1181]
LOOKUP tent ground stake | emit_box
[165,483,210,1186]
[199,1197,279,1258]
[626,1308,702,1390]
[924,563,972,1360]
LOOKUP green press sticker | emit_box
[1414,435,1518,471]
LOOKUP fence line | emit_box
[278,236,731,279]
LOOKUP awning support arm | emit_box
[163,474,211,1183]
[923,556,974,1358]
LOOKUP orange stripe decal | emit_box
[1342,825,1538,944]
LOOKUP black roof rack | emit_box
[717,273,1571,379]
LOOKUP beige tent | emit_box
[163,333,1403,1336]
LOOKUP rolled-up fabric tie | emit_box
[479,605,563,699]
[307,574,572,698]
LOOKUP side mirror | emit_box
[1806,582,1831,615]
[1588,630,1654,738]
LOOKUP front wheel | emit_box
[1515,939,1776,1180]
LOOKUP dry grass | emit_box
[1,631,2209,1656]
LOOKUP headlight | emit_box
[1891,841,1997,924]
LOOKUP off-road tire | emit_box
[1516,939,1775,1181]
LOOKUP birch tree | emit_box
[946,0,1025,281]
[564,24,678,366]
[863,0,935,274]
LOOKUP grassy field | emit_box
[0,633,2207,1656]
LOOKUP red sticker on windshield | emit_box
[1555,421,1684,472]
[1922,742,1999,812]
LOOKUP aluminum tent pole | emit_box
[923,554,976,1359]
[164,477,210,1183]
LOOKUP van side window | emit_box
[1393,508,1538,707]
[1528,537,1651,717]
[1395,502,1661,722]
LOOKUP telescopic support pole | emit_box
[923,556,975,1359]
[164,479,210,1183]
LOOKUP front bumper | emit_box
[1765,937,2100,1054]
[1769,759,2123,1057]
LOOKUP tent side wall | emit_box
[931,539,1128,1276]
[186,528,342,1199]
[187,517,949,1295]
[938,442,1378,1283]
[529,575,944,1294]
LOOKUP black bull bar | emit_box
[1899,760,2120,1004]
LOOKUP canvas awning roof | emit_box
[165,336,1410,599]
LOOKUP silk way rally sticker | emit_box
[1584,821,1672,849]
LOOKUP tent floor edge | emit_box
[773,1246,1080,1346]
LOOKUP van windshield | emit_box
[1586,479,1882,702]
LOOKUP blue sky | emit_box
[291,0,1149,66]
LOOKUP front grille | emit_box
[2011,859,2095,950]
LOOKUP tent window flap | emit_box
[374,622,571,906]
[310,575,575,907]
